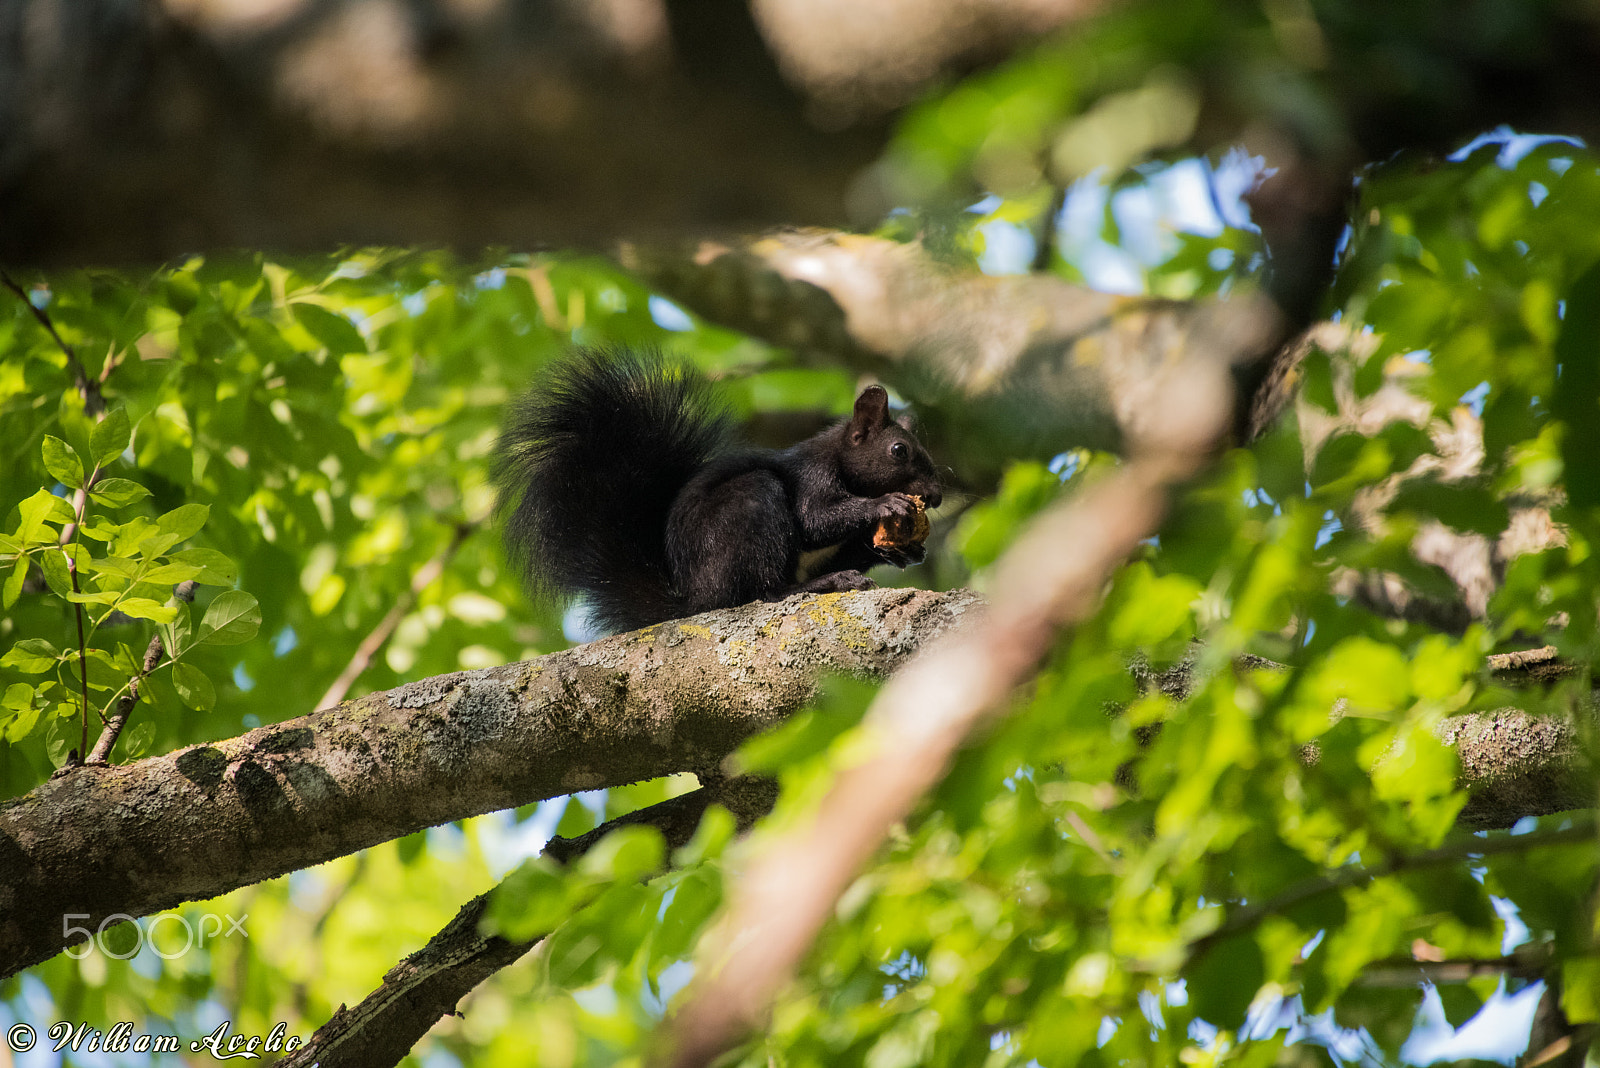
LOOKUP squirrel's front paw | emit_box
[874,492,918,521]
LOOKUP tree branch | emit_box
[0,267,103,416]
[282,776,779,1068]
[0,586,977,979]
[85,632,164,765]
[1188,819,1598,961]
[0,0,1089,267]
[626,234,1301,497]
[1353,953,1548,987]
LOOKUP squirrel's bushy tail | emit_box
[494,348,732,633]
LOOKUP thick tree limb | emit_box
[628,232,1276,466]
[0,585,978,979]
[7,0,1600,267]
[0,0,1087,267]
[1137,646,1597,830]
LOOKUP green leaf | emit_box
[739,676,876,773]
[554,796,597,839]
[197,590,262,645]
[396,830,427,865]
[157,503,210,542]
[292,303,368,356]
[115,598,180,624]
[1299,349,1338,412]
[2,682,35,711]
[486,859,595,942]
[124,528,180,559]
[1,638,61,673]
[142,561,204,585]
[1554,259,1600,510]
[1184,934,1264,1029]
[1388,478,1509,536]
[42,435,84,490]
[1436,984,1482,1029]
[82,555,140,579]
[576,825,665,883]
[163,604,194,659]
[120,719,156,759]
[1307,636,1411,713]
[90,407,132,467]
[170,548,239,586]
[171,662,216,711]
[673,805,736,867]
[1563,958,1600,1023]
[3,555,26,609]
[77,515,120,540]
[1376,421,1438,472]
[63,589,121,606]
[81,648,123,692]
[3,699,42,744]
[37,549,71,599]
[88,478,152,508]
[651,867,722,963]
[15,489,76,544]
[1107,563,1200,649]
[1311,432,1381,489]
[955,461,1066,570]
[44,712,77,767]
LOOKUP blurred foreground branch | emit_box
[662,297,1276,1067]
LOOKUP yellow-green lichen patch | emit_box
[674,623,716,643]
[803,593,878,653]
[326,726,375,756]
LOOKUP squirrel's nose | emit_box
[923,487,943,509]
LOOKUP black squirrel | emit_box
[493,348,943,634]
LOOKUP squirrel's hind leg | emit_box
[669,468,795,614]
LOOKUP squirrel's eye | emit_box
[890,442,908,461]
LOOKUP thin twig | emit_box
[0,267,104,416]
[0,268,118,544]
[316,522,476,710]
[1031,183,1067,274]
[1190,819,1597,959]
[1353,953,1548,987]
[67,552,90,763]
[87,632,166,765]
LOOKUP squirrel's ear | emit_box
[849,385,890,443]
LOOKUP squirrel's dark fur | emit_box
[494,348,942,634]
